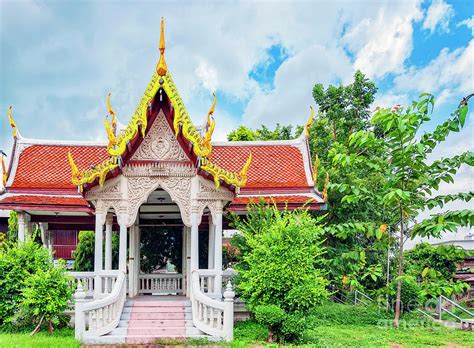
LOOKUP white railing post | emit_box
[74,281,87,341]
[223,281,235,341]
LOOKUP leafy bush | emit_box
[74,231,94,271]
[233,320,268,343]
[19,262,73,334]
[307,302,390,326]
[231,204,329,342]
[389,278,422,313]
[0,240,72,334]
[0,240,51,325]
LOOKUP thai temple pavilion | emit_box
[0,19,325,344]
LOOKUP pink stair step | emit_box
[127,327,186,336]
[128,319,186,327]
[126,336,184,344]
[132,301,187,307]
[131,312,185,320]
[130,306,184,313]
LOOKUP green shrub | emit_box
[0,240,51,325]
[308,302,389,326]
[389,279,422,313]
[233,320,268,343]
[19,261,73,334]
[74,231,94,271]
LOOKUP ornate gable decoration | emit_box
[67,17,251,191]
[130,110,187,161]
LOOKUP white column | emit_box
[181,226,187,295]
[128,224,137,297]
[185,226,191,296]
[118,214,128,272]
[17,212,26,243]
[94,212,105,298]
[39,223,47,247]
[47,230,54,256]
[104,214,113,270]
[134,224,141,296]
[190,212,199,271]
[214,207,223,295]
[208,219,215,270]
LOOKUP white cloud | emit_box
[195,60,219,93]
[457,17,474,32]
[422,0,455,34]
[342,1,423,79]
[373,92,410,110]
[393,40,474,105]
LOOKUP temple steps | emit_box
[88,296,208,344]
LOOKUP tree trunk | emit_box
[393,213,405,328]
[30,315,44,336]
[48,319,53,335]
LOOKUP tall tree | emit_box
[343,93,473,327]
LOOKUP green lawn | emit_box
[0,323,472,347]
[0,328,80,348]
[305,325,474,347]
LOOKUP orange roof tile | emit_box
[0,195,89,207]
[211,144,309,189]
[11,145,109,190]
[232,195,317,205]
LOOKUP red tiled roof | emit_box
[0,195,89,207]
[232,195,317,205]
[211,145,309,189]
[11,145,109,190]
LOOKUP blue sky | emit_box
[0,0,472,241]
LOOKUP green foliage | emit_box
[233,320,268,344]
[74,231,94,271]
[254,304,286,328]
[7,211,18,243]
[231,204,329,342]
[18,261,73,332]
[0,239,72,333]
[308,302,390,326]
[0,240,51,325]
[140,227,183,272]
[227,124,296,142]
[389,278,422,313]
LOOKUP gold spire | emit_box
[156,17,167,76]
[106,92,116,131]
[7,106,17,139]
[1,154,7,187]
[104,117,117,149]
[207,93,217,128]
[312,154,319,185]
[305,106,314,136]
[323,172,329,201]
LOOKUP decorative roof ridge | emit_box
[212,137,305,147]
[18,137,107,147]
[0,192,85,199]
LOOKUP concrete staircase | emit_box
[85,297,208,344]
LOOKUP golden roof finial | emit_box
[305,106,314,136]
[104,117,117,150]
[8,106,17,139]
[207,93,217,129]
[156,17,167,76]
[106,92,116,131]
[312,154,319,186]
[1,154,7,187]
[239,153,253,185]
[323,172,329,201]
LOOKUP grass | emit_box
[0,328,80,348]
[306,324,474,347]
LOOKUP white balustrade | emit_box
[74,271,127,340]
[138,273,183,294]
[69,270,119,297]
[191,269,235,341]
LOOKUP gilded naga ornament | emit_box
[68,150,118,191]
[323,172,329,201]
[7,106,17,139]
[1,154,7,187]
[201,153,252,191]
[312,154,319,186]
[305,106,314,136]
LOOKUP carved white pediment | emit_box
[131,110,187,161]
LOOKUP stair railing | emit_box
[438,295,474,322]
[191,269,235,341]
[354,289,373,306]
[74,271,126,341]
